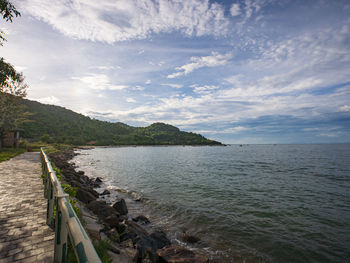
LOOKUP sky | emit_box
[1,0,350,144]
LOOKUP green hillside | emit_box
[20,99,222,146]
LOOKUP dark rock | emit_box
[149,231,171,249]
[121,232,138,243]
[76,188,96,204]
[181,234,200,244]
[126,220,149,237]
[105,228,120,240]
[69,180,82,188]
[95,177,103,183]
[77,170,85,176]
[104,215,120,228]
[86,200,119,219]
[115,222,127,234]
[119,215,128,222]
[113,199,128,215]
[135,231,171,260]
[101,189,111,195]
[108,244,121,254]
[157,245,209,263]
[87,187,99,198]
[132,215,150,225]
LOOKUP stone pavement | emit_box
[0,152,54,263]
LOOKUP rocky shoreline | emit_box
[48,148,209,263]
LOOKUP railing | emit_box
[41,148,101,263]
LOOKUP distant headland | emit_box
[20,99,222,146]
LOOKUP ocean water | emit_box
[73,144,350,262]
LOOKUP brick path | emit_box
[0,152,54,263]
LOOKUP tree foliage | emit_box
[0,0,21,45]
[20,99,222,146]
[0,1,27,141]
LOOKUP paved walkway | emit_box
[0,152,54,263]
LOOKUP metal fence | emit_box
[41,148,101,263]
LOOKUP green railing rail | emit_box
[41,148,101,263]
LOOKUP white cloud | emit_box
[35,96,61,105]
[318,133,340,138]
[192,85,219,94]
[89,65,118,70]
[126,98,136,103]
[161,83,183,89]
[18,0,230,43]
[145,79,151,84]
[339,105,350,112]
[72,74,128,91]
[167,52,232,78]
[230,3,241,16]
[197,126,249,134]
[243,0,265,19]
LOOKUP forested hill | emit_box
[20,99,222,146]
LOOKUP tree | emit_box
[0,0,21,45]
[0,58,28,139]
[0,0,27,146]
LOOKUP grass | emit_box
[0,148,26,162]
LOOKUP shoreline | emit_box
[48,148,210,263]
[76,144,227,149]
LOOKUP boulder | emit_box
[132,215,150,225]
[101,189,111,195]
[87,200,119,219]
[149,231,171,249]
[113,199,128,215]
[105,215,120,228]
[157,245,209,263]
[95,177,103,183]
[126,220,149,237]
[116,222,127,235]
[180,234,200,244]
[76,188,97,204]
[135,231,171,260]
[87,187,100,198]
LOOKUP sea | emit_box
[73,144,350,263]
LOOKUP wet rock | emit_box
[135,231,171,260]
[109,243,121,254]
[149,231,171,249]
[116,222,127,235]
[76,188,97,204]
[126,220,149,237]
[105,215,120,228]
[87,187,100,198]
[95,177,103,183]
[101,189,111,195]
[87,200,119,219]
[105,228,120,240]
[132,215,150,225]
[113,199,128,215]
[180,234,200,244]
[119,215,128,222]
[157,245,209,263]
